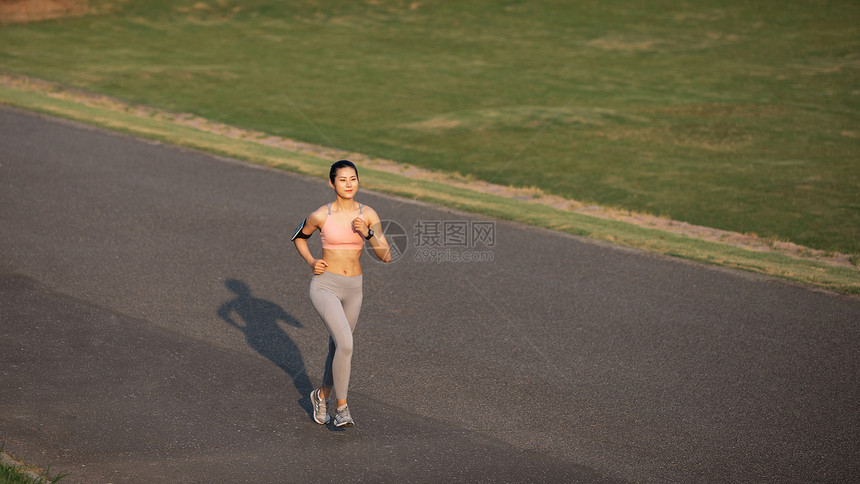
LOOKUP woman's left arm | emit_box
[354,208,391,263]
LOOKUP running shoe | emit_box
[334,404,354,428]
[311,389,330,424]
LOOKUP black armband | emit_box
[291,218,312,241]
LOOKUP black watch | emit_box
[364,228,374,240]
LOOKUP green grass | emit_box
[0,467,64,484]
[0,446,66,484]
[0,0,858,254]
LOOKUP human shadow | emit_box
[217,278,314,419]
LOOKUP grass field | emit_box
[1,0,858,254]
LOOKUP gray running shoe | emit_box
[311,389,330,424]
[334,404,354,428]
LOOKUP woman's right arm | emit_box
[293,209,328,274]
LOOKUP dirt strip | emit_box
[1,72,855,269]
[0,0,88,24]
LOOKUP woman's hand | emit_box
[311,258,329,275]
[353,217,370,239]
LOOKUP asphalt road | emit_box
[1,106,858,483]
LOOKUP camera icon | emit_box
[365,219,408,263]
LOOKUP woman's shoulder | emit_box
[359,203,379,218]
[306,204,330,227]
[357,204,381,226]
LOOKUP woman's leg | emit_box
[310,277,360,401]
[330,283,362,406]
[321,335,336,393]
[341,283,363,331]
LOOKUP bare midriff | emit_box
[322,248,363,276]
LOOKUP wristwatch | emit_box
[364,228,374,240]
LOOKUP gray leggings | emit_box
[309,271,363,400]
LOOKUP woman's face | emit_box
[330,167,359,199]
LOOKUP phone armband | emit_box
[291,218,312,241]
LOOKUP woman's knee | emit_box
[335,331,354,357]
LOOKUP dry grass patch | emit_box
[599,124,753,152]
[404,106,643,133]
[0,0,88,23]
[644,103,793,118]
[586,37,662,51]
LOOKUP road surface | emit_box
[1,106,858,482]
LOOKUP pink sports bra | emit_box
[320,203,366,251]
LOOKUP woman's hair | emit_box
[329,160,359,183]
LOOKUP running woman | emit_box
[292,160,391,427]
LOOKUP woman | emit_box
[292,160,391,427]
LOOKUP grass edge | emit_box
[1,82,857,295]
[0,444,67,484]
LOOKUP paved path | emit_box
[1,106,858,483]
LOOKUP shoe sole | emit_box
[335,419,354,428]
